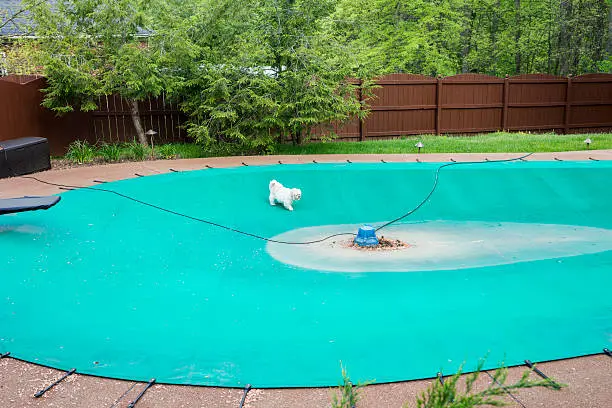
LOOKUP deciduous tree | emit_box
[24,0,164,145]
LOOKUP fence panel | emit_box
[439,74,504,134]
[0,76,92,155]
[2,74,612,153]
[569,74,612,133]
[364,74,437,139]
[0,76,185,154]
[92,93,183,145]
[506,74,567,132]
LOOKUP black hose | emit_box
[19,153,532,245]
[375,153,533,232]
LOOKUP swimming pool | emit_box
[1,161,611,387]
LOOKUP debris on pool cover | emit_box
[345,236,410,251]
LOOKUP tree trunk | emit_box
[129,99,147,146]
[558,0,572,76]
[295,127,304,145]
[460,4,473,73]
[492,0,501,75]
[547,0,553,74]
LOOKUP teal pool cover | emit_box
[1,161,611,387]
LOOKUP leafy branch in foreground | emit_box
[411,359,564,408]
[330,358,564,408]
[330,363,374,408]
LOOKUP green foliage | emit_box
[275,132,612,155]
[330,0,610,76]
[155,144,178,160]
[331,0,466,76]
[65,140,96,164]
[23,0,164,145]
[171,144,207,159]
[200,139,277,157]
[172,0,372,146]
[329,360,563,408]
[18,0,611,154]
[41,58,99,113]
[109,42,164,101]
[97,143,122,162]
[60,132,612,163]
[330,363,374,408]
[0,41,42,76]
[411,360,563,408]
[181,64,279,145]
[123,140,150,161]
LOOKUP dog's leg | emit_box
[283,200,293,211]
[269,193,276,206]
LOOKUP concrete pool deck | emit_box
[1,151,611,407]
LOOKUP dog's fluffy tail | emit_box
[269,179,278,190]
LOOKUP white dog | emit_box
[269,180,301,211]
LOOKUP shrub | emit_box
[330,364,373,408]
[156,144,179,160]
[65,140,95,164]
[97,142,122,162]
[201,138,276,158]
[412,360,562,408]
[174,144,206,159]
[331,359,563,408]
[123,140,150,161]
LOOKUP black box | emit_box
[0,137,51,179]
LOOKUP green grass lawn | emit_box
[275,132,612,155]
[57,132,612,165]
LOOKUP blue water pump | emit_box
[354,225,379,247]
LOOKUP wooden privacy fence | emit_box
[0,76,184,155]
[92,93,184,145]
[1,73,612,154]
[309,73,612,142]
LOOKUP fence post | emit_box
[502,74,509,131]
[564,75,572,134]
[436,76,442,135]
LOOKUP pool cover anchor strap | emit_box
[169,168,180,172]
[238,384,252,408]
[589,157,600,161]
[524,360,561,389]
[604,348,612,358]
[484,371,526,408]
[127,378,155,408]
[34,368,76,398]
[436,371,444,384]
[109,382,138,408]
[0,352,9,358]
